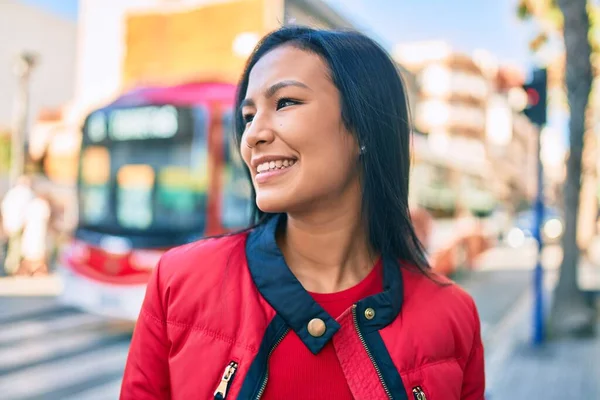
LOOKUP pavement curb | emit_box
[0,274,62,297]
[484,288,533,392]
[483,268,565,394]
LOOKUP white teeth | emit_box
[256,159,296,174]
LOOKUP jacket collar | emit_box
[246,213,404,354]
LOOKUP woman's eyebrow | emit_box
[241,79,312,108]
[264,80,311,98]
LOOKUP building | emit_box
[394,41,539,218]
[394,41,495,217]
[0,0,76,142]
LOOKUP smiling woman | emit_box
[121,26,485,400]
[240,48,360,217]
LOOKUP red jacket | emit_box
[121,214,485,399]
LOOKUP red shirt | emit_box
[262,259,383,399]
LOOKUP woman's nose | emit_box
[243,114,276,148]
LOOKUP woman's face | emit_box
[240,45,360,214]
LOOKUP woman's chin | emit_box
[255,200,287,215]
[255,192,294,214]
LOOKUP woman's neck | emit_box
[278,204,378,294]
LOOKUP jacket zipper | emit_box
[412,386,427,400]
[255,328,289,399]
[213,361,238,400]
[352,304,393,399]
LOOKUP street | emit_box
[0,297,132,400]
[0,246,558,399]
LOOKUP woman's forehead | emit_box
[246,45,330,93]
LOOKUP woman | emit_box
[121,26,484,400]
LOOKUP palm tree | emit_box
[552,0,596,337]
[518,0,597,336]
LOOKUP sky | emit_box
[20,0,536,70]
[326,0,536,69]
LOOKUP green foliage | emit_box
[521,0,598,54]
[517,0,533,20]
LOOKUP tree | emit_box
[518,0,597,336]
[554,0,597,336]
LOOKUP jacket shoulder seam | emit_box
[164,318,258,353]
[141,308,258,352]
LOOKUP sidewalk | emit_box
[474,246,600,399]
[485,292,599,399]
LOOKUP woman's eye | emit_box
[243,114,254,124]
[277,98,299,110]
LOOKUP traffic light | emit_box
[522,68,547,126]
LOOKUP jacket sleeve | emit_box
[461,301,485,400]
[120,258,171,399]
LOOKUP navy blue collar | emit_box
[245,213,404,354]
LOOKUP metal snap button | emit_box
[307,318,326,337]
[364,307,376,320]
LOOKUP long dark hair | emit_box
[234,26,429,273]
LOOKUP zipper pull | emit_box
[412,386,427,400]
[214,361,238,400]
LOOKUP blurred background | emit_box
[0,0,598,398]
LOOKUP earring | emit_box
[360,145,367,155]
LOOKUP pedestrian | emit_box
[121,26,485,400]
[20,192,52,275]
[1,175,34,275]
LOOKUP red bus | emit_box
[58,82,251,320]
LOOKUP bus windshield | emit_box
[78,105,209,236]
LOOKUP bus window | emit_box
[117,165,155,229]
[221,111,252,229]
[156,166,207,227]
[109,136,206,231]
[80,146,110,224]
[151,106,208,230]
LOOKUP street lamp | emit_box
[10,51,38,186]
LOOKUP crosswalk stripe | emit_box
[0,299,65,324]
[0,312,106,345]
[0,329,130,376]
[0,340,130,400]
